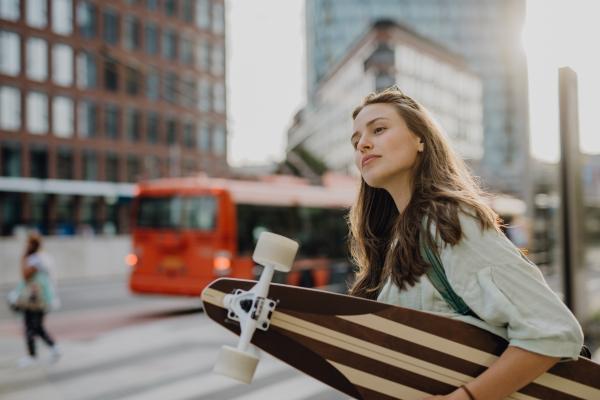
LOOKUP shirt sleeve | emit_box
[436,210,584,360]
[26,254,46,272]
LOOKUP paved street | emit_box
[1,255,600,400]
[0,279,349,400]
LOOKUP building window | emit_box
[166,117,176,145]
[57,147,73,179]
[30,144,48,179]
[1,141,21,177]
[52,0,73,36]
[182,77,194,107]
[0,0,20,21]
[104,58,118,91]
[126,66,140,95]
[196,0,209,29]
[213,82,225,114]
[182,0,193,22]
[183,158,193,175]
[163,28,176,60]
[78,100,96,138]
[198,79,211,112]
[77,51,96,89]
[56,194,74,228]
[26,37,48,81]
[197,122,210,152]
[211,43,224,76]
[52,96,74,138]
[27,92,49,135]
[183,122,194,148]
[27,0,47,29]
[145,155,160,179]
[212,2,224,35]
[146,67,159,100]
[0,31,21,77]
[165,0,176,16]
[124,15,139,49]
[126,109,140,142]
[77,1,96,39]
[146,112,158,144]
[197,39,209,71]
[145,23,158,55]
[165,72,177,103]
[146,0,158,11]
[181,36,192,65]
[104,104,119,139]
[103,9,119,44]
[212,124,226,155]
[0,86,21,131]
[82,150,97,181]
[105,152,119,182]
[52,43,74,87]
[127,155,140,182]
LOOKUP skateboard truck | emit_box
[213,232,299,384]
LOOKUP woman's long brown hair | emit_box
[348,90,502,299]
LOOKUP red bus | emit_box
[128,173,357,296]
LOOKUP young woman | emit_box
[16,234,61,368]
[348,87,583,400]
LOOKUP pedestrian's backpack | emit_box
[419,215,592,359]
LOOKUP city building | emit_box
[0,0,227,236]
[288,20,484,175]
[304,0,530,199]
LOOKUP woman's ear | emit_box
[418,138,424,153]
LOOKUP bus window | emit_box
[136,196,216,229]
[137,197,182,228]
[182,197,217,230]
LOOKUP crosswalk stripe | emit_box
[116,357,285,400]
[227,374,332,400]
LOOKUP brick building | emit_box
[0,0,227,236]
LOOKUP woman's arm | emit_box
[422,346,560,400]
[21,255,36,280]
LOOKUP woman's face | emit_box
[352,103,423,190]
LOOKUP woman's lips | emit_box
[362,155,380,167]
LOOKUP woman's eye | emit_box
[374,127,385,134]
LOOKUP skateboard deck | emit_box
[202,278,600,400]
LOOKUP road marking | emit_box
[228,374,331,400]
[117,358,285,400]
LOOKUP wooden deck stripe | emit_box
[532,373,600,400]
[341,314,600,400]
[204,289,532,400]
[273,312,537,400]
[327,361,431,400]
[204,288,598,400]
[272,312,475,386]
[339,314,499,367]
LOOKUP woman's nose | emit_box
[358,137,372,151]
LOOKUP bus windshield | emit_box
[136,196,217,230]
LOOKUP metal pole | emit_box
[558,67,587,320]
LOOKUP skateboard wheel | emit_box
[213,345,260,384]
[253,232,299,272]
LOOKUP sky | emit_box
[226,0,600,167]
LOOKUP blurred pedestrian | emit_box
[13,233,61,368]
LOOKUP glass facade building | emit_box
[305,0,529,198]
[288,21,483,175]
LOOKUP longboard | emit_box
[202,278,600,400]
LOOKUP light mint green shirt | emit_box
[377,210,584,360]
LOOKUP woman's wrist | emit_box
[448,386,472,400]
